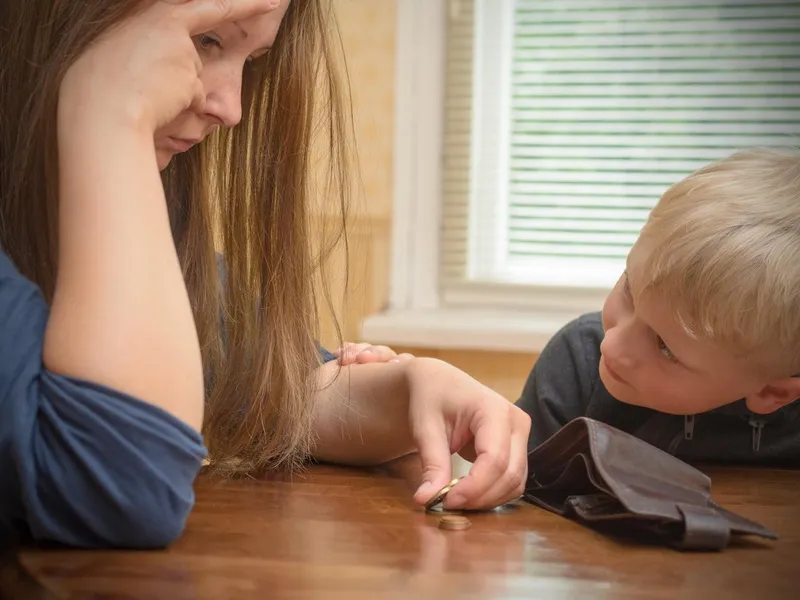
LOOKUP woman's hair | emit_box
[0,0,352,474]
[635,146,800,377]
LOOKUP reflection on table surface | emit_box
[10,458,800,600]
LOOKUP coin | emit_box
[438,515,471,531]
[424,476,465,514]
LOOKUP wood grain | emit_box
[11,462,800,600]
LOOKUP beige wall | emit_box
[319,0,536,401]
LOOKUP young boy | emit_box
[516,147,800,464]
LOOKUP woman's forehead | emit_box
[233,0,292,53]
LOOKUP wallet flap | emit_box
[584,419,713,522]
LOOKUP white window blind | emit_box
[441,0,800,297]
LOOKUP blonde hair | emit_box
[635,147,800,376]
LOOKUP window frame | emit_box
[360,0,613,353]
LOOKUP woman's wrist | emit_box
[58,75,153,141]
[311,359,417,466]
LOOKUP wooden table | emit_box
[7,460,800,600]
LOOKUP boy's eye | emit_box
[657,337,677,362]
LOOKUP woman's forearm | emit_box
[311,360,417,466]
[43,113,204,431]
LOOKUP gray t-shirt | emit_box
[515,312,800,465]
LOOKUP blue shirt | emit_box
[0,247,335,549]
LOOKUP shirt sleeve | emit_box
[0,247,207,549]
[317,344,337,364]
[514,313,603,452]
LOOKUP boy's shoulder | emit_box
[518,311,652,449]
[550,310,605,347]
[524,312,800,466]
[536,311,605,380]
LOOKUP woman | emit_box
[0,0,530,549]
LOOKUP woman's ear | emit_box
[745,376,800,414]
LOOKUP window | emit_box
[361,0,800,352]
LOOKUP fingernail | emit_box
[415,481,434,498]
[388,358,400,364]
[359,349,373,355]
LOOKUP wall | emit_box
[319,0,536,401]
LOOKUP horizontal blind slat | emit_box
[511,133,795,147]
[508,243,632,258]
[515,32,800,48]
[521,6,800,22]
[515,18,800,35]
[510,170,679,185]
[509,194,660,209]
[514,84,800,97]
[516,0,800,10]
[513,96,800,109]
[513,58,800,73]
[514,44,800,61]
[509,207,652,220]
[509,145,736,159]
[510,182,668,197]
[513,71,800,84]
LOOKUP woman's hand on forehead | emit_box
[162,0,281,35]
[59,0,282,135]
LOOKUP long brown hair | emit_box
[0,0,352,474]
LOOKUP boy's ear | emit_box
[745,377,800,414]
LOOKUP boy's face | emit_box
[599,242,765,415]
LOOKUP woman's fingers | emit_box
[461,410,530,509]
[336,342,406,365]
[177,0,282,35]
[444,403,530,511]
[442,408,511,510]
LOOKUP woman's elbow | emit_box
[28,479,198,550]
[109,492,195,549]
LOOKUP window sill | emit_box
[361,307,582,354]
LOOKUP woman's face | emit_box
[154,0,291,170]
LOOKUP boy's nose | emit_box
[600,327,638,372]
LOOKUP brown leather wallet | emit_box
[522,417,778,551]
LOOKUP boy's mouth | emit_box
[601,355,628,385]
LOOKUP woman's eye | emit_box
[197,34,222,51]
[658,337,676,362]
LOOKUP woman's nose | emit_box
[200,68,243,128]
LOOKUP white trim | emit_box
[362,308,576,354]
[442,281,609,315]
[387,0,447,312]
[469,0,515,280]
